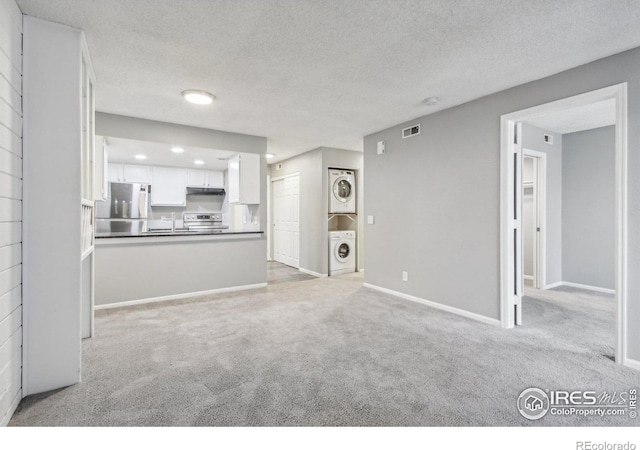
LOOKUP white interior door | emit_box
[273,175,300,268]
[513,122,523,325]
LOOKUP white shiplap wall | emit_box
[0,0,22,427]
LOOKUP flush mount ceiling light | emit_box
[194,159,205,165]
[171,146,184,154]
[134,154,147,160]
[182,89,215,105]
[423,96,440,106]
[265,153,275,159]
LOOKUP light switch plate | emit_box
[367,215,374,225]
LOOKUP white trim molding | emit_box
[558,282,615,295]
[363,283,500,327]
[94,283,268,310]
[299,267,327,278]
[624,359,640,372]
[0,388,21,427]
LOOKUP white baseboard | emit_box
[560,281,615,294]
[523,275,534,281]
[299,267,327,278]
[95,283,268,310]
[623,358,640,371]
[0,388,21,427]
[544,281,614,294]
[362,283,500,327]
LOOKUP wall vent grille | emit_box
[402,124,420,139]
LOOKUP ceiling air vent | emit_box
[402,124,420,139]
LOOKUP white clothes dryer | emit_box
[329,230,356,276]
[329,169,356,214]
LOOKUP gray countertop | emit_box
[96,229,264,239]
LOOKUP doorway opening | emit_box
[500,83,628,366]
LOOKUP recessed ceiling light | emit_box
[182,89,215,105]
[171,147,184,154]
[134,154,147,160]
[194,159,205,165]
[265,153,275,159]
[423,96,440,106]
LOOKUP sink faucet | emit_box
[161,212,176,232]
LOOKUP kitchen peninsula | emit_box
[94,230,266,308]
[93,113,268,309]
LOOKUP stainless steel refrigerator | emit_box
[95,182,150,234]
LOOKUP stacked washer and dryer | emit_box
[329,169,357,276]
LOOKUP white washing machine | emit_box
[329,230,356,276]
[329,169,356,214]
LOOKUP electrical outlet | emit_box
[402,271,408,282]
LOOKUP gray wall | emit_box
[562,126,615,289]
[521,124,563,285]
[0,0,22,426]
[363,46,640,362]
[268,147,363,275]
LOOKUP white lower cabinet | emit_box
[151,167,187,206]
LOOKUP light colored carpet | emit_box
[267,261,315,285]
[9,274,640,426]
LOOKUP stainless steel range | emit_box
[182,212,228,231]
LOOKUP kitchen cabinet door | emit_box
[124,164,151,184]
[151,167,187,206]
[207,170,224,187]
[108,163,124,182]
[228,153,260,204]
[187,169,206,187]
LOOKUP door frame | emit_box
[523,149,547,290]
[500,83,628,366]
[270,172,301,267]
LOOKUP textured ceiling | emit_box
[16,1,640,162]
[524,99,616,135]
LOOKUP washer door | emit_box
[334,240,353,263]
[333,176,353,203]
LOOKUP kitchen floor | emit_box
[267,261,315,285]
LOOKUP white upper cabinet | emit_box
[151,167,187,206]
[187,169,224,187]
[123,165,151,184]
[228,153,260,204]
[108,162,124,182]
[107,163,151,184]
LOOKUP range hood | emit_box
[186,187,226,196]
